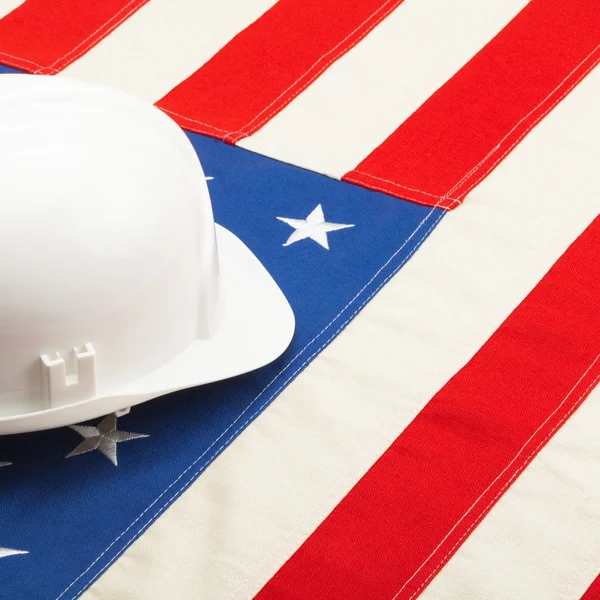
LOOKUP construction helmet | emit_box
[0,74,295,435]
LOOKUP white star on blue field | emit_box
[277,204,354,249]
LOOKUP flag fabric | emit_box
[583,576,600,600]
[0,1,598,599]
[0,0,598,207]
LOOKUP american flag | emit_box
[0,0,599,598]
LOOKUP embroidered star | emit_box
[276,204,354,249]
[0,462,11,467]
[0,548,28,559]
[66,413,148,466]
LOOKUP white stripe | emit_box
[238,0,529,178]
[60,0,278,102]
[82,63,600,600]
[0,0,23,19]
[420,383,600,600]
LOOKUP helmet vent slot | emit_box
[39,343,97,408]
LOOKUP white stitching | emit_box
[349,171,461,203]
[159,107,231,134]
[407,374,600,600]
[405,367,600,600]
[348,43,600,209]
[36,0,148,73]
[40,0,148,73]
[441,41,600,203]
[0,0,147,74]
[445,44,600,202]
[59,203,445,600]
[392,354,600,600]
[345,173,460,210]
[156,0,403,143]
[0,50,45,70]
[223,0,404,142]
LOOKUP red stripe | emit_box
[256,216,600,600]
[344,0,600,209]
[156,0,406,142]
[582,574,600,600]
[0,0,149,74]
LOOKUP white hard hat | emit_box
[0,74,295,435]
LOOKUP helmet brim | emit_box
[0,225,295,434]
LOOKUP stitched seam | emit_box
[223,0,404,143]
[0,50,45,70]
[391,355,600,600]
[34,0,148,74]
[155,0,402,141]
[449,47,600,201]
[406,367,600,600]
[438,41,600,203]
[44,0,148,73]
[344,173,459,210]
[0,0,147,74]
[347,42,600,208]
[348,171,460,204]
[398,356,600,599]
[158,107,231,135]
[60,204,445,600]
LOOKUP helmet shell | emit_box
[0,75,221,416]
